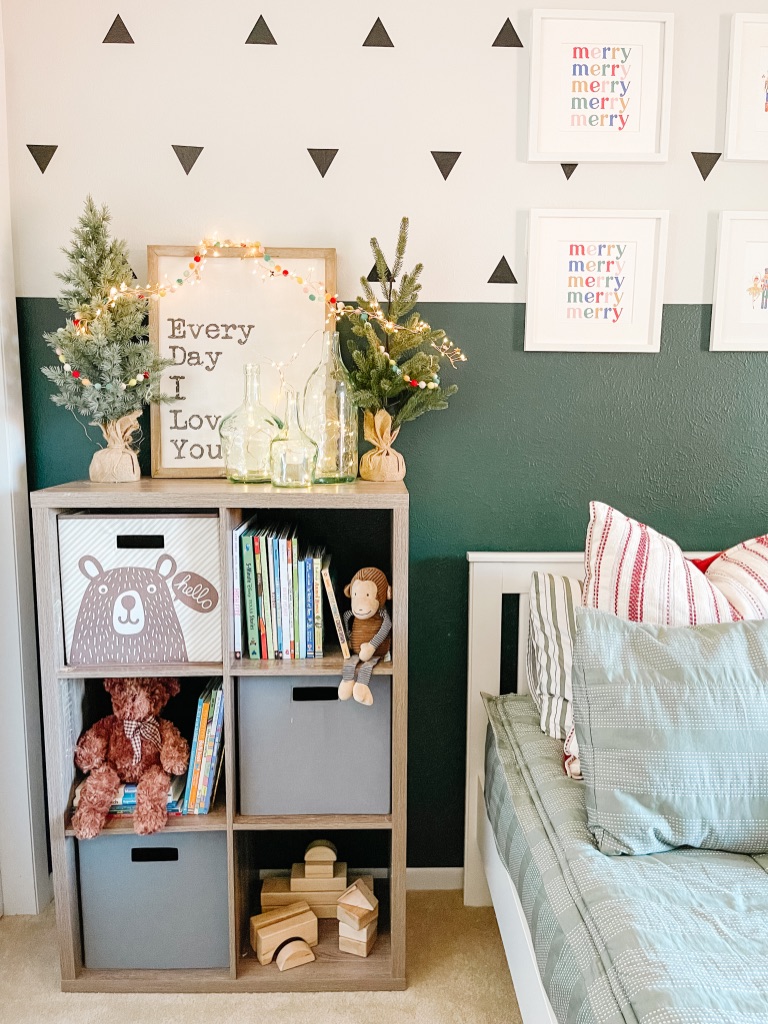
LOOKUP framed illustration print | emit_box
[525,209,668,352]
[148,246,336,477]
[528,10,674,162]
[724,14,768,161]
[710,213,768,351]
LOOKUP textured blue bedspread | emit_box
[484,694,768,1024]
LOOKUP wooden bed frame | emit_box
[463,550,708,1023]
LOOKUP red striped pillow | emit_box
[583,502,768,625]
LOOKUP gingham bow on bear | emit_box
[123,717,162,765]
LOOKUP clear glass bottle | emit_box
[219,364,279,483]
[270,386,318,487]
[302,331,358,483]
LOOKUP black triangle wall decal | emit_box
[27,145,58,174]
[308,148,338,177]
[172,145,203,175]
[488,257,517,284]
[492,19,523,47]
[431,151,461,180]
[561,163,578,180]
[103,14,133,43]
[245,16,277,44]
[692,151,721,181]
[367,262,392,283]
[363,17,394,47]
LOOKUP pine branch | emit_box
[42,196,172,425]
[344,217,464,428]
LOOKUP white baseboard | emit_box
[259,867,463,891]
[406,867,464,890]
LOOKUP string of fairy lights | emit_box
[56,239,467,392]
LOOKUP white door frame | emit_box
[0,2,51,915]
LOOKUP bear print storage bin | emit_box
[58,513,222,665]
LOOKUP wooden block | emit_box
[339,919,377,942]
[249,902,318,966]
[276,939,316,972]
[304,862,335,879]
[336,901,378,931]
[291,862,347,892]
[304,839,337,862]
[338,928,377,958]
[338,878,378,912]
[261,875,374,919]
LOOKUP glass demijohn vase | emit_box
[219,363,279,483]
[270,386,318,487]
[303,331,358,483]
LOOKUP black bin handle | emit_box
[131,848,179,863]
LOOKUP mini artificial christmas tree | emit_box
[343,217,465,480]
[42,196,170,482]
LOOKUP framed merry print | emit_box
[525,209,668,352]
[528,10,674,162]
[710,213,768,351]
[724,14,768,161]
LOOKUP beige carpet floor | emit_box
[0,891,520,1024]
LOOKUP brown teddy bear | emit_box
[339,567,392,706]
[72,677,190,839]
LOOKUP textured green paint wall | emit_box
[18,298,768,866]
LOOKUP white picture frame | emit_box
[525,209,668,353]
[148,246,336,478]
[528,9,674,163]
[724,14,768,161]
[710,212,768,351]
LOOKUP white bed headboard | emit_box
[463,553,584,904]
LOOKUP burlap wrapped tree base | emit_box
[359,409,406,482]
[89,411,142,483]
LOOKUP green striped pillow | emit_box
[572,608,768,856]
[527,573,582,740]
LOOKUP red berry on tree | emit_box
[71,370,80,378]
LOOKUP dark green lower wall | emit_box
[18,298,768,866]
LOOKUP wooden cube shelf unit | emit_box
[30,478,408,993]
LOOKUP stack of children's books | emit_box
[73,775,186,819]
[182,680,225,814]
[232,518,339,660]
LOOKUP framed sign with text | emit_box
[148,246,336,477]
[528,9,674,163]
[524,209,668,352]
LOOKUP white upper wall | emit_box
[3,0,765,303]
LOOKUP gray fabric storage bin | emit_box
[239,676,392,814]
[78,831,229,969]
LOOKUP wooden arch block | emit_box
[276,939,316,971]
[304,839,337,862]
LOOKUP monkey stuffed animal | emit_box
[339,567,392,706]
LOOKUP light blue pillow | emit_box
[572,608,768,856]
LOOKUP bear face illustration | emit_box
[69,554,189,665]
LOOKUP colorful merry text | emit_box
[570,45,632,130]
[566,243,626,323]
